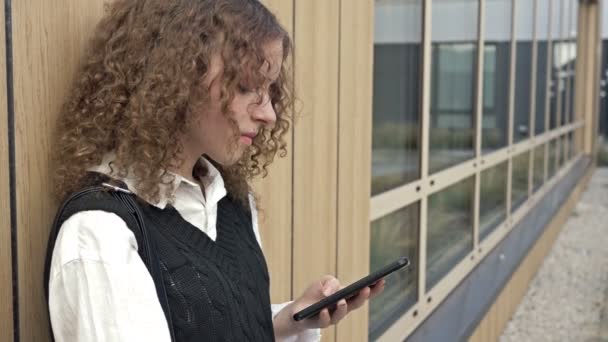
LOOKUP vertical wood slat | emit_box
[0,0,14,340]
[11,1,106,341]
[292,0,340,340]
[580,1,598,155]
[254,0,295,304]
[335,0,373,340]
[588,0,602,157]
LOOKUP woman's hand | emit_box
[273,275,385,339]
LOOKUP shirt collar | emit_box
[89,153,227,209]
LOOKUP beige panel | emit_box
[335,0,373,340]
[0,0,14,340]
[254,0,295,304]
[580,1,599,155]
[293,0,340,340]
[468,165,594,342]
[11,1,106,341]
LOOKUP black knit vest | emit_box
[47,175,275,342]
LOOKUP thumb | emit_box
[321,276,340,297]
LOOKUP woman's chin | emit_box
[210,150,244,167]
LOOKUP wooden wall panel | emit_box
[0,1,14,341]
[11,1,106,341]
[254,0,295,304]
[293,0,340,340]
[335,0,374,341]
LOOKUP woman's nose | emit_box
[253,94,277,126]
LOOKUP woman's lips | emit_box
[240,131,257,145]
[240,135,253,145]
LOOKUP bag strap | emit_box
[44,183,176,342]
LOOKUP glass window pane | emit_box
[480,162,507,241]
[511,152,530,212]
[535,0,550,135]
[558,135,566,168]
[533,144,545,192]
[548,139,557,179]
[372,0,423,195]
[482,0,511,152]
[430,1,478,173]
[568,131,574,160]
[369,204,419,339]
[513,0,534,142]
[568,40,576,123]
[549,0,561,130]
[559,0,571,126]
[568,0,578,124]
[427,177,474,290]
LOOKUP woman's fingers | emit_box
[297,275,387,330]
[369,279,386,299]
[317,308,332,329]
[346,286,371,312]
[329,299,348,325]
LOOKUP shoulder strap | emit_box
[44,183,176,342]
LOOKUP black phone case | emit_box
[292,256,410,321]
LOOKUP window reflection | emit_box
[482,0,511,152]
[480,162,507,241]
[427,177,474,290]
[369,204,419,340]
[371,0,422,196]
[549,0,561,130]
[512,152,529,212]
[513,0,534,142]
[558,135,566,168]
[548,139,557,179]
[430,0,478,173]
[568,131,574,160]
[559,0,571,126]
[535,0,550,135]
[568,0,578,123]
[533,145,545,192]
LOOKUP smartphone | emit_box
[292,256,410,321]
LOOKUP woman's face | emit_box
[183,39,283,166]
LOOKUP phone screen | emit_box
[292,256,410,321]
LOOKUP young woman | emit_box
[46,0,384,341]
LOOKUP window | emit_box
[533,144,545,192]
[427,176,474,290]
[480,162,507,241]
[369,204,419,340]
[482,0,511,152]
[511,152,530,212]
[513,0,534,142]
[430,0,478,173]
[535,0,550,135]
[372,0,423,195]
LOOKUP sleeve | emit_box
[249,194,322,342]
[48,210,171,342]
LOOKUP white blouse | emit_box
[48,155,320,342]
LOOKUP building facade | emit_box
[0,0,603,341]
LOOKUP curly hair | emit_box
[53,0,293,206]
